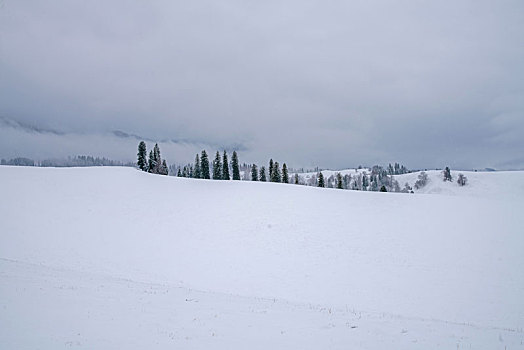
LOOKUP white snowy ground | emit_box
[0,166,523,349]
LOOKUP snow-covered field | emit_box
[1,166,523,349]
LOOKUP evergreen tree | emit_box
[231,151,240,180]
[148,150,156,173]
[251,164,258,181]
[380,185,387,192]
[318,172,325,187]
[271,161,281,182]
[213,151,222,180]
[153,144,161,172]
[200,150,210,179]
[177,168,182,177]
[282,163,289,183]
[193,154,201,179]
[336,173,343,189]
[294,173,300,185]
[137,141,147,171]
[269,159,274,180]
[443,166,452,181]
[222,151,230,180]
[259,166,267,182]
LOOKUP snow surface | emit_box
[1,166,523,349]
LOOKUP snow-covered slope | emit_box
[1,166,523,349]
[397,170,524,199]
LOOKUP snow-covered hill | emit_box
[294,167,524,199]
[1,166,523,349]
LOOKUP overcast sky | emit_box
[1,0,523,169]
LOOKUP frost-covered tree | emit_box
[414,171,428,189]
[294,173,300,184]
[222,151,230,180]
[160,160,169,175]
[213,151,222,180]
[401,182,413,193]
[137,141,147,171]
[392,179,401,192]
[282,163,289,183]
[370,175,379,191]
[231,151,240,180]
[343,174,351,189]
[443,167,452,182]
[259,166,267,182]
[327,174,335,188]
[268,159,274,180]
[317,172,325,187]
[457,173,467,186]
[251,164,258,181]
[193,154,201,179]
[336,173,343,189]
[200,150,210,179]
[387,163,394,175]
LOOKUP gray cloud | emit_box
[1,0,523,169]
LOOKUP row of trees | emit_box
[1,156,134,167]
[137,142,168,175]
[248,159,290,183]
[309,168,400,192]
[173,150,241,180]
[135,142,467,191]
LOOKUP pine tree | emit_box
[200,150,210,179]
[153,144,161,172]
[222,151,230,180]
[271,162,281,182]
[137,141,147,171]
[294,173,299,185]
[193,154,201,179]
[212,151,222,180]
[259,166,267,182]
[269,159,274,180]
[148,150,156,173]
[336,173,343,189]
[231,151,240,180]
[380,185,387,192]
[177,168,182,177]
[282,163,289,183]
[251,164,258,181]
[318,172,325,187]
